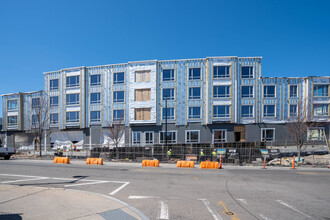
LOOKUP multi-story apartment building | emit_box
[2,57,330,148]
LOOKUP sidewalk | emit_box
[0,184,149,220]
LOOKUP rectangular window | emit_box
[213,129,227,143]
[162,107,175,120]
[90,111,101,122]
[241,105,253,118]
[113,109,124,121]
[145,132,154,144]
[307,127,325,141]
[241,66,253,78]
[289,85,298,98]
[66,111,79,123]
[135,108,151,120]
[313,104,329,116]
[113,91,125,103]
[132,132,141,144]
[50,96,59,107]
[50,113,59,124]
[162,69,175,81]
[114,72,125,84]
[162,88,175,100]
[32,98,40,108]
[264,105,275,117]
[261,128,275,142]
[66,94,79,106]
[7,116,18,126]
[313,85,329,97]
[91,74,101,86]
[160,131,177,144]
[213,66,230,78]
[188,107,201,119]
[32,115,38,125]
[213,86,230,98]
[241,86,253,98]
[66,76,79,88]
[50,79,59,91]
[135,70,151,82]
[188,87,201,100]
[135,89,151,101]
[90,92,101,104]
[185,130,200,143]
[264,86,275,98]
[7,100,18,110]
[189,68,201,80]
[289,105,297,117]
[213,105,230,118]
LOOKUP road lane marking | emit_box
[65,181,109,187]
[259,214,272,220]
[193,176,199,180]
[297,172,330,176]
[276,200,312,218]
[199,199,223,220]
[218,201,240,220]
[158,201,169,219]
[128,196,158,199]
[0,174,48,178]
[236,199,247,205]
[109,182,130,195]
[1,177,50,184]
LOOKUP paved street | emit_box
[0,159,330,220]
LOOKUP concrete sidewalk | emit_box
[0,184,149,220]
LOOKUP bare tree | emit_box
[105,118,125,159]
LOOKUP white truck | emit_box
[0,146,15,160]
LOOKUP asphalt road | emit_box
[0,159,329,220]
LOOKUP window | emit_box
[189,87,201,100]
[90,111,101,122]
[213,105,230,118]
[113,91,124,103]
[66,76,79,88]
[32,98,40,108]
[66,111,79,123]
[50,113,59,124]
[261,128,275,142]
[186,130,200,143]
[160,131,177,144]
[289,105,297,117]
[162,69,175,81]
[163,88,175,100]
[162,107,174,120]
[50,79,59,91]
[32,115,38,125]
[132,132,141,144]
[91,74,101,86]
[289,85,298,98]
[114,72,125,84]
[213,86,230,98]
[264,86,275,98]
[7,116,17,126]
[241,105,253,118]
[213,66,230,78]
[135,108,151,120]
[241,66,253,78]
[135,89,151,101]
[213,129,227,143]
[50,96,59,107]
[188,107,201,119]
[66,94,79,106]
[313,85,329,97]
[113,110,124,121]
[313,104,329,116]
[145,132,154,144]
[189,68,201,80]
[90,93,101,104]
[7,100,18,110]
[307,127,325,141]
[135,70,151,82]
[241,86,253,98]
[263,105,275,117]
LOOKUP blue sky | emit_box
[1,0,330,116]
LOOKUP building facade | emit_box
[2,57,330,148]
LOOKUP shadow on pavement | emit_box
[0,214,22,220]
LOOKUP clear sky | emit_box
[1,0,330,116]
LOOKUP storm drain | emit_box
[99,209,137,220]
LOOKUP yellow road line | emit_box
[193,176,199,180]
[297,172,330,175]
[218,201,240,220]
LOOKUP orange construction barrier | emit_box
[291,156,295,169]
[142,160,159,167]
[200,161,219,169]
[176,161,195,168]
[86,158,103,165]
[53,157,70,164]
